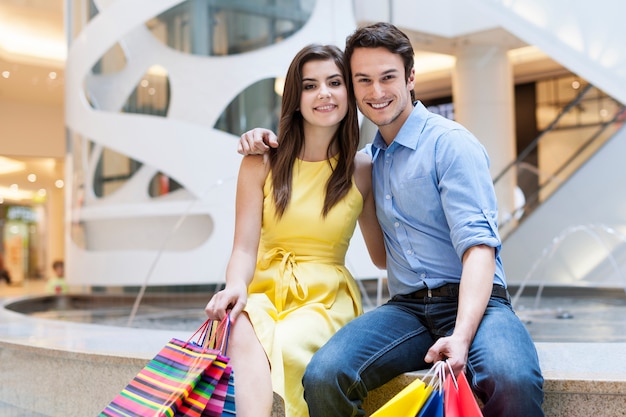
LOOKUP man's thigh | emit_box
[313,302,437,390]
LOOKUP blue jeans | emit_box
[303,294,545,417]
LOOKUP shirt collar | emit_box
[371,101,429,161]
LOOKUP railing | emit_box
[495,84,626,239]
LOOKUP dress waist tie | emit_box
[259,248,309,312]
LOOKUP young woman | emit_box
[204,44,385,417]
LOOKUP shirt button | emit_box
[394,222,399,227]
[386,194,391,200]
[421,273,426,278]
[406,249,412,255]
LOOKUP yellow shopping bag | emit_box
[370,377,433,417]
[370,361,447,417]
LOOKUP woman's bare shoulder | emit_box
[354,150,373,171]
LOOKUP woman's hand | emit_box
[205,282,248,322]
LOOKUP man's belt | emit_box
[403,283,509,300]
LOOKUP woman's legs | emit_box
[228,314,273,417]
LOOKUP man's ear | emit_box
[407,67,416,91]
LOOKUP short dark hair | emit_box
[52,260,64,269]
[344,22,415,101]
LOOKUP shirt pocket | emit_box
[395,176,443,224]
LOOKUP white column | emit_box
[47,166,65,272]
[452,43,517,230]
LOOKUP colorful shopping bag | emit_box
[202,365,236,417]
[444,370,483,417]
[416,389,443,417]
[416,362,444,417]
[176,347,229,416]
[99,337,219,417]
[370,361,446,417]
[198,316,236,417]
[369,377,430,417]
[99,317,234,417]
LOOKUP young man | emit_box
[239,22,545,417]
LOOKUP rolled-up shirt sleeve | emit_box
[435,129,502,260]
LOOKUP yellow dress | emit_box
[245,156,363,417]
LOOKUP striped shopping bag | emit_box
[201,365,235,417]
[198,316,236,417]
[99,317,234,417]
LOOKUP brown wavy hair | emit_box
[270,44,359,218]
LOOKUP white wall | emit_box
[0,98,64,158]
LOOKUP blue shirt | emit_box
[368,101,506,297]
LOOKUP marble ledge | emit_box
[1,297,625,417]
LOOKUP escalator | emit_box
[495,83,626,288]
[351,0,626,290]
[468,0,626,287]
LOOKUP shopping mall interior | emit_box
[1,0,624,291]
[1,0,625,416]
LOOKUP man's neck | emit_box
[378,105,413,146]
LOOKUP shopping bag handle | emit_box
[443,359,458,390]
[422,360,446,391]
[186,315,231,354]
[207,314,231,354]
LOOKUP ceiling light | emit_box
[1,70,9,78]
[147,65,168,76]
[55,179,64,188]
[27,173,37,182]
[413,52,456,75]
[274,77,285,97]
[0,185,33,201]
[0,21,66,64]
[0,156,25,174]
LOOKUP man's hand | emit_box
[424,333,470,376]
[238,128,279,155]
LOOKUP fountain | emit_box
[2,223,626,416]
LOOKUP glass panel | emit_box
[69,132,87,249]
[88,0,98,19]
[147,0,314,56]
[123,65,170,116]
[93,147,142,198]
[148,172,184,198]
[91,43,127,76]
[215,78,281,136]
